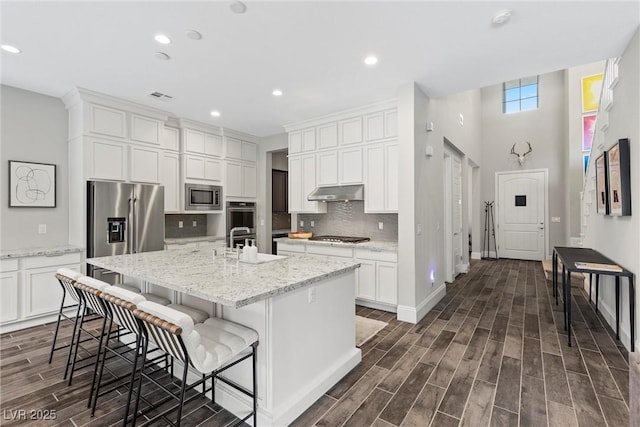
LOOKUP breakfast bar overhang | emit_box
[87,248,361,426]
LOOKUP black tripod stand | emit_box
[482,201,498,260]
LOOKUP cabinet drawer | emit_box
[0,259,19,272]
[354,249,397,262]
[306,245,353,258]
[276,242,305,254]
[22,253,82,269]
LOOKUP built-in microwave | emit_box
[185,184,222,211]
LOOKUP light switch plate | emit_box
[300,220,304,227]
[192,221,197,227]
[378,222,384,230]
[310,221,315,227]
[178,221,184,228]
[38,224,47,234]
[551,217,561,223]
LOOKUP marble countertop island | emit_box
[275,237,398,252]
[87,248,359,308]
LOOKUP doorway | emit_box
[496,169,548,261]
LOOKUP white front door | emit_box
[496,170,547,261]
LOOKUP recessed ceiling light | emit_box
[230,1,247,14]
[364,55,378,66]
[185,30,202,40]
[272,89,283,97]
[492,10,512,25]
[154,34,172,45]
[153,52,170,60]
[210,110,221,117]
[1,44,21,54]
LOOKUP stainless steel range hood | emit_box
[307,185,364,202]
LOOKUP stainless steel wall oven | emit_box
[226,201,256,247]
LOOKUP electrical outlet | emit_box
[310,221,315,228]
[300,220,304,227]
[378,222,384,230]
[417,223,422,235]
[38,224,47,234]
[178,221,183,228]
[308,287,316,303]
[192,221,197,227]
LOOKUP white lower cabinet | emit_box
[376,261,398,305]
[356,260,376,301]
[1,252,82,331]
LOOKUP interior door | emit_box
[452,155,463,272]
[497,171,546,260]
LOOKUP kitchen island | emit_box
[87,248,361,426]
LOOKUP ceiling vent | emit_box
[147,91,174,101]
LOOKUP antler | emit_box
[510,144,517,156]
[524,142,533,156]
[511,142,533,165]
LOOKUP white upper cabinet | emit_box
[88,139,126,181]
[339,117,363,145]
[289,131,302,154]
[184,129,223,157]
[160,152,180,212]
[242,164,257,198]
[384,109,398,138]
[364,142,397,213]
[339,148,363,184]
[225,137,243,160]
[161,126,180,151]
[130,114,161,145]
[317,151,338,186]
[242,141,257,162]
[89,104,126,139]
[302,128,316,152]
[130,146,161,183]
[365,112,384,142]
[288,155,327,214]
[226,161,255,198]
[204,133,223,157]
[184,155,222,182]
[317,123,338,149]
[385,143,398,211]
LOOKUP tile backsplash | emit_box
[298,201,397,241]
[165,214,208,238]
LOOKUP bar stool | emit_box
[50,269,86,371]
[114,282,171,306]
[133,301,259,427]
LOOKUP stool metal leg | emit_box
[595,275,600,313]
[562,265,567,330]
[88,314,111,408]
[589,273,593,303]
[252,343,258,427]
[567,271,572,347]
[615,276,620,340]
[49,288,69,364]
[630,276,635,352]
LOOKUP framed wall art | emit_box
[595,152,609,215]
[8,160,56,208]
[582,114,596,151]
[606,138,631,216]
[581,73,603,113]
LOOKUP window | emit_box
[503,76,538,113]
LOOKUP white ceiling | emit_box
[1,1,638,137]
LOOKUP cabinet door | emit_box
[89,140,126,181]
[226,161,243,197]
[339,147,363,184]
[242,142,257,162]
[365,144,385,212]
[161,127,180,151]
[339,117,363,145]
[226,137,243,160]
[130,115,161,145]
[160,152,180,212]
[0,271,19,323]
[365,112,384,142]
[385,109,398,138]
[288,157,302,212]
[317,151,338,186]
[301,155,318,212]
[130,146,160,183]
[204,134,223,157]
[289,131,302,154]
[185,155,205,180]
[204,159,222,181]
[24,264,80,318]
[302,128,316,152]
[317,123,338,149]
[385,143,398,212]
[89,104,126,138]
[243,164,257,197]
[356,259,376,300]
[184,129,205,153]
[377,262,398,304]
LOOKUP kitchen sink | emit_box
[240,253,289,264]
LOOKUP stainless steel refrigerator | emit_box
[87,181,164,284]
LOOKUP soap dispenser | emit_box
[248,240,258,263]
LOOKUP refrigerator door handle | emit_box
[132,197,138,253]
[128,197,135,254]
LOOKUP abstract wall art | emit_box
[8,160,56,208]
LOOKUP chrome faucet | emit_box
[229,227,250,249]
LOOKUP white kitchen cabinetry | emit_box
[317,151,339,186]
[339,117,363,145]
[184,129,223,157]
[242,164,257,197]
[302,128,316,151]
[317,123,338,149]
[354,249,398,307]
[288,155,327,214]
[339,147,363,184]
[226,161,256,198]
[225,137,243,160]
[275,242,305,256]
[130,145,161,183]
[161,152,180,212]
[161,127,180,151]
[184,155,222,182]
[130,114,161,145]
[242,141,257,162]
[365,109,397,141]
[0,260,19,323]
[165,240,225,251]
[384,109,398,138]
[88,139,126,181]
[356,260,376,301]
[289,131,302,154]
[89,104,127,139]
[364,142,398,213]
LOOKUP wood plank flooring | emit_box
[0,259,630,426]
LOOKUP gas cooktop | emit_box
[308,235,371,244]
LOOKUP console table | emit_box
[552,246,635,351]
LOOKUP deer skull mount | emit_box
[511,142,533,165]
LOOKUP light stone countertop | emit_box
[275,237,398,253]
[0,245,84,259]
[87,248,359,308]
[165,236,225,245]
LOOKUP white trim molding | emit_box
[471,251,482,260]
[397,283,446,324]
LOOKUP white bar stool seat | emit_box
[115,283,171,305]
[167,303,209,324]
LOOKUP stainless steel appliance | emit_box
[307,184,364,202]
[308,235,371,243]
[185,183,222,211]
[226,201,256,248]
[87,181,165,283]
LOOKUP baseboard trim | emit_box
[397,283,446,324]
[582,281,633,352]
[456,263,469,274]
[471,252,481,260]
[356,299,397,313]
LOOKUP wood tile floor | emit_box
[0,259,631,426]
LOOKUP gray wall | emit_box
[0,85,69,249]
[272,151,288,171]
[480,71,567,254]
